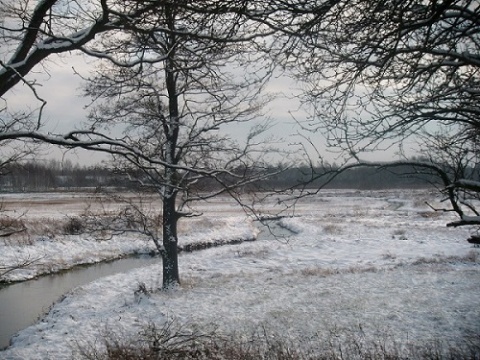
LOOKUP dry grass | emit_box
[179,276,200,290]
[177,217,218,234]
[0,216,25,230]
[391,228,407,240]
[323,224,342,235]
[75,320,480,360]
[418,211,443,219]
[411,250,479,266]
[235,247,270,259]
[1,216,86,246]
[382,251,397,260]
[300,267,339,277]
[299,265,378,278]
[391,229,406,236]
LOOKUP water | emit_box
[0,220,293,350]
[0,256,159,349]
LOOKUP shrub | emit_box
[63,217,85,235]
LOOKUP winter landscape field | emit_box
[0,189,479,359]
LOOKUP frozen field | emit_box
[0,189,479,359]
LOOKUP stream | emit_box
[0,256,159,349]
[0,221,293,350]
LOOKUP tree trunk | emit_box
[161,4,181,290]
[162,192,180,289]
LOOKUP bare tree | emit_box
[297,0,479,148]
[0,0,172,154]
[292,0,480,230]
[84,2,293,289]
[0,0,176,97]
[0,0,343,159]
[0,1,360,286]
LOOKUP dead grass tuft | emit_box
[382,252,397,260]
[412,250,479,266]
[300,267,339,277]
[323,224,342,235]
[177,217,218,235]
[299,265,378,277]
[418,211,443,218]
[179,276,200,290]
[391,228,408,240]
[235,247,270,259]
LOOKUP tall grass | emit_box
[75,320,480,360]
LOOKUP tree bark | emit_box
[160,3,181,290]
[162,193,180,289]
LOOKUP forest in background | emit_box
[0,159,441,192]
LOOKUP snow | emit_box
[1,235,155,282]
[0,189,479,359]
[1,215,258,283]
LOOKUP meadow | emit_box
[0,189,479,359]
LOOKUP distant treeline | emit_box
[0,160,122,192]
[0,160,440,193]
[265,165,440,190]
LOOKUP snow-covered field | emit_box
[0,189,479,359]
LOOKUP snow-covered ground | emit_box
[0,189,479,359]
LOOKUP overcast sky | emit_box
[4,52,408,167]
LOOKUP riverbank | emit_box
[1,213,258,283]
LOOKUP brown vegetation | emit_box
[76,320,480,360]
